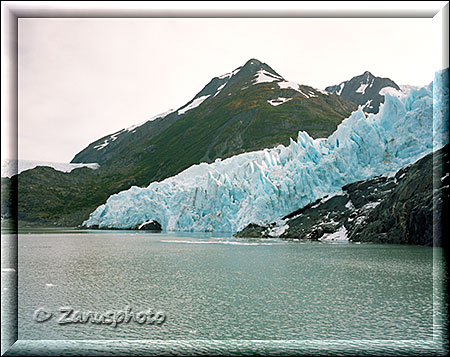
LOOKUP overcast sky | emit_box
[17,17,435,162]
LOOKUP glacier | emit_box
[84,69,449,232]
[1,159,99,178]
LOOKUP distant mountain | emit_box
[6,58,357,227]
[1,159,99,178]
[325,71,402,114]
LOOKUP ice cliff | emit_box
[84,69,449,232]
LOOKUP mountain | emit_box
[72,58,355,173]
[83,68,449,233]
[5,58,357,227]
[235,143,449,247]
[325,71,402,114]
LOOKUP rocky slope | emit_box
[325,71,401,114]
[235,144,449,247]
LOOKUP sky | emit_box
[16,16,436,162]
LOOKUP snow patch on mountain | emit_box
[278,81,314,98]
[253,70,283,84]
[267,97,292,106]
[316,88,329,95]
[218,67,241,79]
[127,109,175,133]
[356,83,369,94]
[277,81,297,90]
[277,81,300,92]
[94,140,110,151]
[93,109,177,151]
[178,95,210,115]
[276,81,320,99]
[84,69,448,232]
[362,99,373,110]
[214,82,227,97]
[94,129,127,150]
[218,73,232,80]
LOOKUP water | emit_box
[2,230,448,355]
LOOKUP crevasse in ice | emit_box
[84,69,449,232]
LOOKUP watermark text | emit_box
[33,305,166,327]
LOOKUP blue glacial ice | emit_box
[84,69,449,232]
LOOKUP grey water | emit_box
[2,229,448,355]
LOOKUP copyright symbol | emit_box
[33,308,53,322]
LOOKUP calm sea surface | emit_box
[2,229,448,355]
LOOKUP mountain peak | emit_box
[188,58,282,101]
[325,71,401,114]
[238,58,282,80]
[243,58,263,68]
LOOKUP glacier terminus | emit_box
[84,69,449,233]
